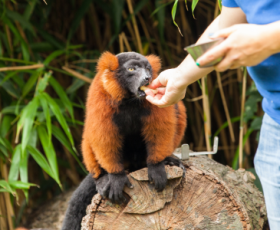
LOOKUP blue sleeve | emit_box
[222,0,239,7]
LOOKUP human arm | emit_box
[145,7,247,107]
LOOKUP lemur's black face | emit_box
[116,52,152,98]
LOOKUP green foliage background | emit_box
[0,0,263,227]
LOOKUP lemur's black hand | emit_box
[95,174,109,196]
[148,161,167,192]
[163,156,186,177]
[99,172,133,203]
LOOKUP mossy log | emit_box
[82,156,268,230]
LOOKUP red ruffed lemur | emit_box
[62,52,187,230]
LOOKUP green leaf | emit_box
[192,0,199,15]
[0,144,8,157]
[0,180,15,195]
[49,77,74,120]
[43,50,66,66]
[0,137,13,154]
[19,149,28,183]
[42,92,75,148]
[3,17,30,61]
[51,125,86,173]
[27,145,60,186]
[250,116,263,131]
[0,71,19,87]
[17,97,39,153]
[38,94,52,141]
[0,57,35,65]
[6,9,36,36]
[0,115,13,137]
[213,116,240,137]
[37,125,60,185]
[171,0,182,36]
[1,105,25,115]
[27,127,38,148]
[8,145,21,182]
[22,70,41,98]
[66,78,85,94]
[36,71,52,94]
[9,181,37,190]
[23,0,37,21]
[0,75,21,98]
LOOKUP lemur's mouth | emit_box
[137,83,149,98]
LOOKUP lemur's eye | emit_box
[146,67,150,71]
[128,68,135,71]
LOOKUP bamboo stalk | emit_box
[121,32,132,52]
[5,25,13,57]
[201,76,212,158]
[62,66,92,83]
[0,64,44,72]
[0,160,14,230]
[137,13,155,54]
[126,0,143,54]
[68,65,92,74]
[216,71,235,142]
[185,95,203,102]
[122,10,138,50]
[239,68,247,168]
[119,33,124,52]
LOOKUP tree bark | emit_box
[82,156,268,230]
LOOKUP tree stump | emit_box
[81,156,268,230]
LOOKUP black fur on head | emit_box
[116,52,152,99]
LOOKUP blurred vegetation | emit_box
[0,0,263,228]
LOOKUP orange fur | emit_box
[145,54,161,79]
[82,52,186,177]
[174,102,187,149]
[98,52,126,101]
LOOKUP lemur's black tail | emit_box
[61,174,96,230]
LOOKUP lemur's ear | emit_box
[146,55,161,77]
[97,52,119,72]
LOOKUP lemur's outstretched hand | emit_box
[98,172,133,204]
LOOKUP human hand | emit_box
[196,24,277,71]
[145,68,187,108]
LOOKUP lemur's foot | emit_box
[163,156,186,177]
[148,162,167,192]
[98,172,133,204]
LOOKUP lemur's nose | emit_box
[145,76,150,81]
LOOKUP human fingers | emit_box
[209,25,238,39]
[146,95,172,108]
[148,69,174,89]
[196,41,229,67]
[148,77,164,89]
[144,87,165,97]
[214,53,237,72]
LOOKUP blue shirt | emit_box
[222,0,280,124]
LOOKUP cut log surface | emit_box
[82,156,268,230]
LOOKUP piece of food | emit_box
[140,86,158,94]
